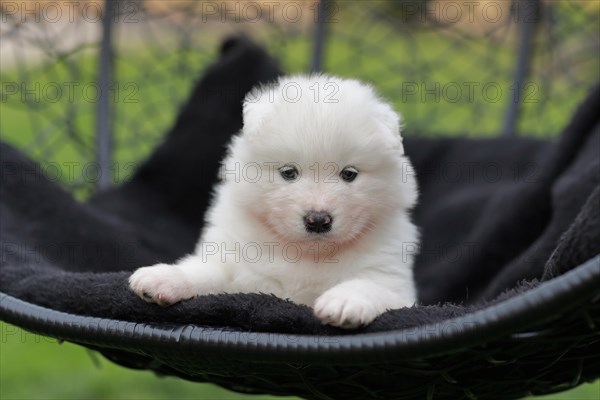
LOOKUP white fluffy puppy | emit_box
[129,75,419,329]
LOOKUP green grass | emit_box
[534,385,600,400]
[1,323,598,400]
[0,323,297,400]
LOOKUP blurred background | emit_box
[1,0,599,399]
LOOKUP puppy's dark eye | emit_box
[340,166,359,182]
[279,165,299,181]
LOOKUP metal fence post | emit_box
[310,0,329,73]
[96,0,115,190]
[502,0,539,137]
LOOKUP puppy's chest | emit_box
[245,253,362,303]
[268,266,340,305]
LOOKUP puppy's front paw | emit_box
[129,264,195,306]
[314,288,379,329]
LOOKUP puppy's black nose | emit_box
[304,211,333,233]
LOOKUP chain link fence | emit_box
[1,0,599,196]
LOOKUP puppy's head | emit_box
[226,75,417,248]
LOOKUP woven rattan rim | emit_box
[1,255,598,364]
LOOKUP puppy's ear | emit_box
[242,84,274,136]
[375,101,405,155]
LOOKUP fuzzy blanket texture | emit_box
[1,38,599,335]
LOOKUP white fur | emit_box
[129,75,419,329]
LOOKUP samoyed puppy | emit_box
[129,75,419,328]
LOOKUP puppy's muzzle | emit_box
[304,211,333,234]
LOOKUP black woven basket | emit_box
[1,254,598,400]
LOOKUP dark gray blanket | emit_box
[1,38,598,335]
